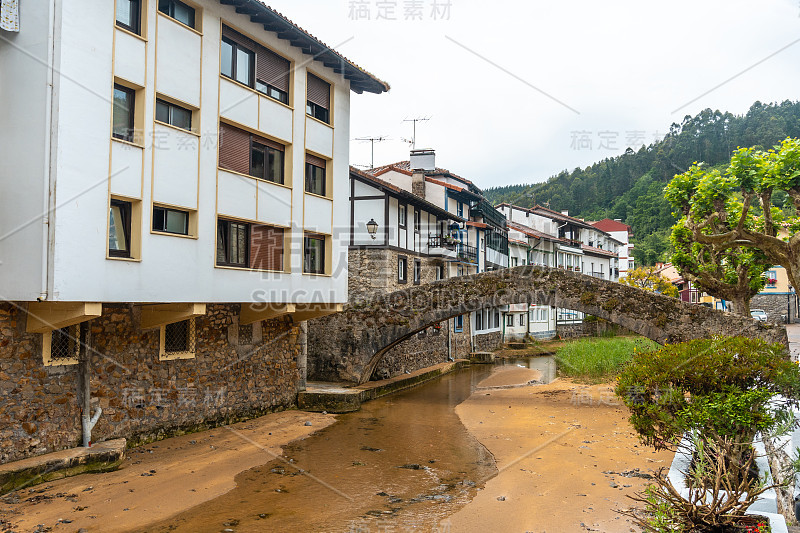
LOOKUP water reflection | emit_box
[497,355,557,384]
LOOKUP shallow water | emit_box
[145,358,553,533]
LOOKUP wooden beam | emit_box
[290,304,344,322]
[140,303,207,330]
[240,303,296,325]
[26,302,103,334]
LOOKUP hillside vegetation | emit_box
[483,101,800,265]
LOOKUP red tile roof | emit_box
[581,244,618,258]
[591,218,632,234]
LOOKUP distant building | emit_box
[590,219,634,277]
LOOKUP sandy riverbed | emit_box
[0,411,334,532]
[444,366,674,533]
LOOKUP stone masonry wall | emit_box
[473,331,502,352]
[751,294,798,324]
[0,302,301,464]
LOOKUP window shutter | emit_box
[305,153,326,168]
[218,122,250,175]
[252,133,284,152]
[222,25,255,50]
[257,48,290,92]
[307,73,330,109]
[250,225,284,271]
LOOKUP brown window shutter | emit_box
[257,48,290,93]
[252,133,284,152]
[305,153,326,168]
[219,123,251,175]
[250,225,284,271]
[306,73,330,109]
[222,25,255,51]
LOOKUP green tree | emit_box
[619,267,679,297]
[664,138,800,296]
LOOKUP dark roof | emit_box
[367,161,481,193]
[217,0,389,94]
[507,221,568,244]
[496,203,596,230]
[349,167,464,222]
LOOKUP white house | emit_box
[0,0,387,462]
[591,218,634,278]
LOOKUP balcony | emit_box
[428,234,477,264]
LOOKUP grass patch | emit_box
[555,336,657,382]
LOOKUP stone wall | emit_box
[0,302,302,464]
[751,294,798,324]
[473,331,502,352]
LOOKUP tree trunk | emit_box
[764,437,796,525]
[728,295,751,317]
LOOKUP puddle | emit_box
[143,365,498,533]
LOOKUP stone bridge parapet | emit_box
[308,266,788,384]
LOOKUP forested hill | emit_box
[483,101,800,266]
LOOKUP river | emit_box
[144,359,555,532]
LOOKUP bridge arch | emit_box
[308,266,787,384]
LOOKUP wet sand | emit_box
[0,410,334,532]
[446,370,674,532]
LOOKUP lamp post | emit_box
[366,218,378,240]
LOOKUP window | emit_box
[306,73,331,124]
[222,26,291,103]
[109,199,132,258]
[494,311,500,329]
[413,259,421,285]
[519,314,525,327]
[43,324,81,366]
[766,270,778,287]
[414,210,420,234]
[251,140,285,184]
[305,154,327,196]
[511,257,518,267]
[219,123,285,184]
[506,315,514,327]
[434,264,444,280]
[398,256,407,283]
[113,84,135,142]
[216,219,285,271]
[454,315,464,333]
[476,312,483,331]
[116,0,141,34]
[158,0,195,28]
[153,206,189,235]
[304,234,326,274]
[457,202,464,218]
[221,37,254,87]
[160,319,196,360]
[155,98,192,131]
[398,204,407,228]
[216,219,248,267]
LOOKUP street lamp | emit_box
[366,218,378,240]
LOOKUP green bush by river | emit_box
[555,337,658,382]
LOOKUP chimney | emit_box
[614,218,622,222]
[561,210,569,216]
[409,148,435,171]
[412,171,425,199]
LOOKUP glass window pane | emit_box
[250,145,265,179]
[221,41,233,78]
[235,48,252,86]
[112,87,133,141]
[171,105,192,130]
[173,2,194,27]
[109,205,128,252]
[256,80,268,95]
[268,148,283,184]
[216,222,226,264]
[116,0,135,29]
[165,320,188,352]
[155,99,170,124]
[153,207,166,231]
[165,210,188,234]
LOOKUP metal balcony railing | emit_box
[457,243,478,264]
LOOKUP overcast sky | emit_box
[268,0,800,190]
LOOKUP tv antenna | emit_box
[402,116,430,150]
[355,136,388,169]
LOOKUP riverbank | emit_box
[0,411,334,532]
[447,367,674,532]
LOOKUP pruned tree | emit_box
[664,137,800,310]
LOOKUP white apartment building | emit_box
[591,218,634,278]
[0,0,387,461]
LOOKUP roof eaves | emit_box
[221,0,390,94]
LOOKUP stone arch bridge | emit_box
[308,266,787,384]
